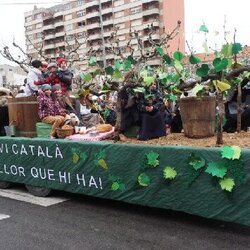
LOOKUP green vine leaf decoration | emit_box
[221,146,241,160]
[205,161,227,178]
[111,182,120,191]
[219,178,235,192]
[146,152,160,168]
[187,153,206,170]
[109,175,126,191]
[189,55,201,64]
[163,166,177,180]
[199,24,209,33]
[138,173,150,187]
[231,146,241,160]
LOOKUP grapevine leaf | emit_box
[213,80,231,92]
[221,146,234,159]
[192,84,204,96]
[163,166,177,180]
[138,173,150,187]
[105,66,114,75]
[113,69,122,79]
[231,146,241,160]
[189,55,201,64]
[146,152,160,167]
[219,178,235,192]
[163,54,172,65]
[188,153,206,170]
[156,47,164,56]
[199,24,209,33]
[232,43,242,55]
[83,73,92,82]
[205,162,227,178]
[115,60,121,70]
[196,64,209,77]
[143,76,155,86]
[173,51,184,61]
[88,57,97,66]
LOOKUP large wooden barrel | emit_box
[8,96,39,137]
[179,96,216,138]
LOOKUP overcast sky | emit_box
[0,0,250,65]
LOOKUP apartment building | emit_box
[0,64,26,88]
[24,0,184,69]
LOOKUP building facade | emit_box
[24,0,185,69]
[0,64,26,89]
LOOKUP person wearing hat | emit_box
[35,62,61,89]
[24,59,43,96]
[75,90,100,128]
[56,57,73,96]
[51,84,78,126]
[37,84,66,138]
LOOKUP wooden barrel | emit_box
[179,96,216,138]
[8,96,39,137]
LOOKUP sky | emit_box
[0,0,250,65]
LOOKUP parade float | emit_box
[1,23,250,228]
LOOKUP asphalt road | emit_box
[0,185,249,250]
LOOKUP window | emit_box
[65,14,72,21]
[114,11,124,18]
[27,34,33,40]
[25,16,32,22]
[77,0,85,6]
[130,7,141,15]
[77,10,85,18]
[34,13,42,20]
[66,35,74,41]
[36,33,43,39]
[64,3,71,10]
[78,32,87,38]
[26,26,33,31]
[65,24,73,31]
[77,21,85,28]
[131,19,142,27]
[35,23,42,29]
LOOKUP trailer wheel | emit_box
[25,185,52,197]
[0,181,12,189]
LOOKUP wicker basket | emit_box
[96,124,113,133]
[56,128,74,138]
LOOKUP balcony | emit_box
[42,24,54,31]
[143,33,160,41]
[142,7,160,16]
[88,33,101,40]
[85,0,99,8]
[86,22,101,30]
[44,43,55,50]
[55,31,65,38]
[85,10,100,19]
[44,33,55,40]
[54,10,63,18]
[54,21,64,27]
[143,20,160,29]
[102,19,113,26]
[101,0,112,3]
[101,7,112,15]
[142,0,159,3]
